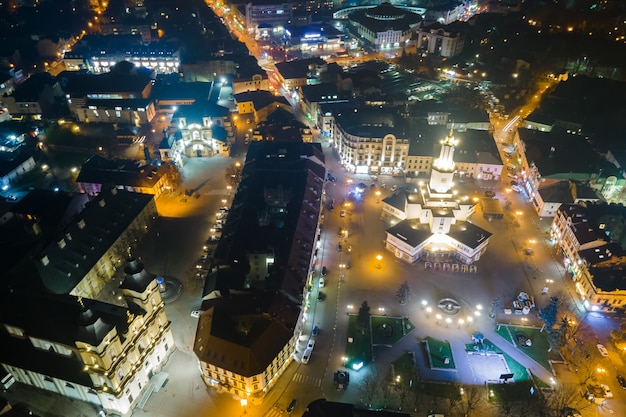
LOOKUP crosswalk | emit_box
[261,374,323,417]
[292,372,322,387]
[264,406,286,417]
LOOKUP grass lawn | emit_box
[465,339,530,382]
[346,314,372,369]
[487,380,536,403]
[371,316,415,345]
[496,325,562,372]
[392,352,417,390]
[424,337,455,369]
[502,353,530,382]
[496,324,514,344]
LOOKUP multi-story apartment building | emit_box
[0,188,173,416]
[64,35,180,74]
[517,129,617,216]
[273,58,334,92]
[415,22,466,58]
[323,105,410,175]
[194,141,325,402]
[245,0,293,33]
[60,70,156,126]
[76,155,172,199]
[551,203,626,312]
[3,72,63,120]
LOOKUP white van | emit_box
[1,372,15,390]
[302,348,312,364]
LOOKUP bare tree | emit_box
[458,385,489,417]
[543,384,591,417]
[360,370,380,408]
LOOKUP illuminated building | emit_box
[60,69,156,126]
[194,142,325,401]
[346,3,422,50]
[160,102,233,165]
[0,189,174,416]
[383,129,491,264]
[552,203,626,313]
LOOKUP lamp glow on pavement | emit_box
[352,361,363,371]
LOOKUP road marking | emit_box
[293,373,322,387]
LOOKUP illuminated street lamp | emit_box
[240,397,248,414]
[375,190,381,203]
[376,254,383,269]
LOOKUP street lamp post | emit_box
[375,190,381,203]
[376,254,382,269]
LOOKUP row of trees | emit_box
[359,367,590,417]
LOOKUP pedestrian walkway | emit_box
[482,326,555,382]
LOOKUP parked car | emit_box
[617,375,626,389]
[390,185,398,192]
[600,383,613,398]
[307,339,315,350]
[311,325,319,337]
[317,291,325,301]
[302,348,312,364]
[597,344,609,357]
[321,266,328,276]
[287,399,297,413]
[319,277,325,288]
[190,310,202,318]
[337,243,342,252]
[340,210,346,217]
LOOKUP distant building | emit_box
[415,21,466,58]
[63,35,180,74]
[535,179,601,218]
[383,129,491,265]
[0,152,36,189]
[321,103,410,175]
[76,155,172,198]
[232,73,270,95]
[0,188,172,416]
[160,102,233,164]
[552,203,626,313]
[234,90,291,123]
[194,141,325,401]
[346,3,422,50]
[245,0,294,34]
[273,57,334,92]
[423,1,465,25]
[518,129,618,211]
[59,69,156,125]
[3,72,63,120]
[406,125,502,180]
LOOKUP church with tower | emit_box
[382,128,492,265]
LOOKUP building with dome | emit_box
[0,188,174,416]
[347,2,423,50]
[382,128,492,265]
